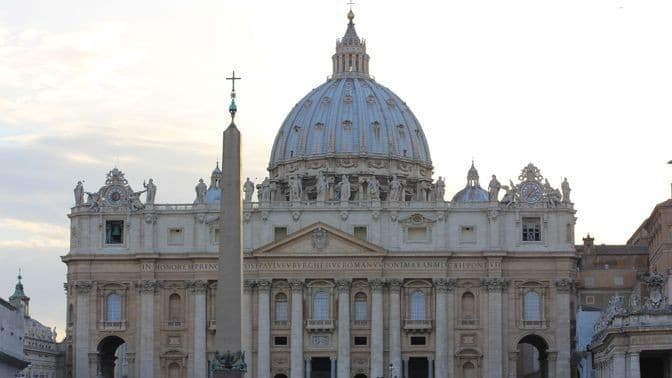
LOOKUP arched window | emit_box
[168,293,182,321]
[106,293,122,322]
[168,362,180,378]
[275,293,288,321]
[410,290,426,320]
[354,292,368,321]
[313,291,329,320]
[461,292,475,319]
[524,291,541,321]
[463,362,476,378]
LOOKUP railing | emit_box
[164,320,184,328]
[519,320,549,329]
[460,318,479,327]
[352,320,369,328]
[403,319,433,333]
[99,321,127,331]
[305,319,335,332]
[273,320,290,328]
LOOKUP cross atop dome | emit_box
[332,10,370,78]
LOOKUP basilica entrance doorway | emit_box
[640,350,669,377]
[408,357,429,378]
[311,357,331,378]
[97,335,126,378]
[516,334,549,378]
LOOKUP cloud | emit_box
[0,218,69,249]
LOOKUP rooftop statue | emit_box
[243,177,255,202]
[488,175,501,201]
[435,176,445,202]
[143,178,157,204]
[195,178,207,204]
[74,181,84,206]
[561,178,571,203]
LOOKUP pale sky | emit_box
[1,0,671,340]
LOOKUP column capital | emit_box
[626,350,641,356]
[136,280,161,294]
[480,277,509,291]
[555,278,575,292]
[74,280,93,294]
[369,278,385,291]
[288,279,304,291]
[335,279,351,292]
[187,280,208,294]
[433,278,456,292]
[388,278,403,291]
[257,279,272,292]
[243,279,257,293]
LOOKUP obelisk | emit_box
[212,71,246,377]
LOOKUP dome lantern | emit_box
[332,11,370,79]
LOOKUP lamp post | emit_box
[388,363,398,378]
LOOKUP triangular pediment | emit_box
[251,222,387,256]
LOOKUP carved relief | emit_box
[310,227,329,250]
[480,278,509,291]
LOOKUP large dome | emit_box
[269,77,431,168]
[267,11,432,183]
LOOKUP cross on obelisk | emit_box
[347,0,355,10]
[212,70,246,377]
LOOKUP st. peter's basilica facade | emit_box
[62,10,578,378]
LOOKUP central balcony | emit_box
[306,319,335,332]
[403,319,433,333]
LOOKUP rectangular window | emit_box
[275,301,288,321]
[105,220,124,244]
[354,300,367,321]
[522,217,541,241]
[410,336,426,345]
[167,228,184,245]
[274,336,288,346]
[354,336,367,346]
[460,226,476,243]
[407,227,428,242]
[274,227,288,241]
[585,295,595,305]
[211,228,220,245]
[354,226,367,241]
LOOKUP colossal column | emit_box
[481,278,508,378]
[289,279,304,378]
[137,280,159,377]
[74,281,92,378]
[554,279,573,378]
[369,279,384,378]
[257,279,272,378]
[189,280,208,378]
[243,280,256,378]
[388,279,402,377]
[336,279,351,378]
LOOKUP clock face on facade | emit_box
[520,182,543,204]
[105,186,126,206]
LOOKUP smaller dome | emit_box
[205,188,220,204]
[452,186,489,203]
[452,162,489,203]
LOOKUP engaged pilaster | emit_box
[74,281,93,378]
[433,278,455,378]
[257,279,272,378]
[388,279,402,376]
[369,279,385,378]
[188,280,208,378]
[481,278,508,378]
[243,279,256,378]
[335,279,351,378]
[289,279,304,378]
[136,280,160,378]
[554,278,573,378]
